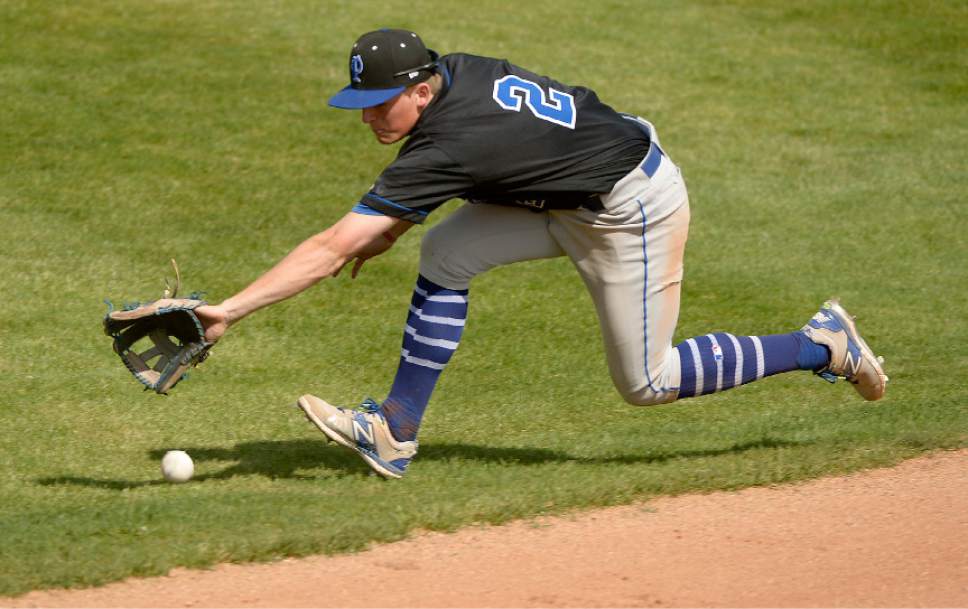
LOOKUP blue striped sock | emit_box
[382,275,468,441]
[675,332,822,399]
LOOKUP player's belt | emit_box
[620,113,666,178]
[581,140,666,214]
[640,141,665,178]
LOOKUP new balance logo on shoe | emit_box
[843,349,862,377]
[352,418,375,446]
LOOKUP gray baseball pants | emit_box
[418,125,690,405]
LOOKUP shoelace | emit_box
[358,397,383,414]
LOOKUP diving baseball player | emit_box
[195,29,888,479]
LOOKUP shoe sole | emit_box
[825,300,888,400]
[296,396,402,479]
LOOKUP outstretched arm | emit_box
[196,211,413,342]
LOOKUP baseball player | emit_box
[195,29,888,479]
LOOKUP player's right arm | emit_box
[195,211,413,343]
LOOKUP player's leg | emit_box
[380,204,565,441]
[380,274,468,442]
[674,300,887,401]
[551,193,830,405]
[300,203,565,477]
[550,141,885,405]
[549,174,689,405]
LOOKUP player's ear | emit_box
[412,82,434,110]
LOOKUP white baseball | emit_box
[161,450,194,483]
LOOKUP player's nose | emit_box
[361,107,376,124]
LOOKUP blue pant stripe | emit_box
[638,202,679,396]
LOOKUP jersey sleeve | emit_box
[359,140,475,224]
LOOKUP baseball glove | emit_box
[103,262,214,394]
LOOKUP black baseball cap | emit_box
[328,29,438,109]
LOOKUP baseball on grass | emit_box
[161,450,194,483]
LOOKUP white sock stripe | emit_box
[751,336,765,380]
[707,334,724,393]
[686,338,703,397]
[408,304,466,327]
[400,348,446,370]
[404,324,460,350]
[727,333,743,387]
[414,286,468,304]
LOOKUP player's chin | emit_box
[372,129,403,145]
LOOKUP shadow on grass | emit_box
[36,436,804,490]
[36,440,362,490]
[426,435,803,466]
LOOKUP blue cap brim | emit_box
[327,84,405,109]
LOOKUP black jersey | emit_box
[358,53,650,223]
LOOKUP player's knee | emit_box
[419,225,474,288]
[616,383,677,407]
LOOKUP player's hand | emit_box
[346,231,397,279]
[194,304,231,343]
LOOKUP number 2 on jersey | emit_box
[492,75,576,129]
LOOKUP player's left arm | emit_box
[343,213,413,279]
[195,211,414,342]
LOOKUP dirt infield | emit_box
[5,449,966,608]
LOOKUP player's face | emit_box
[361,85,430,144]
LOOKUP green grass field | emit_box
[1,0,965,597]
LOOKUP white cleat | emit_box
[297,394,417,478]
[801,300,888,401]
